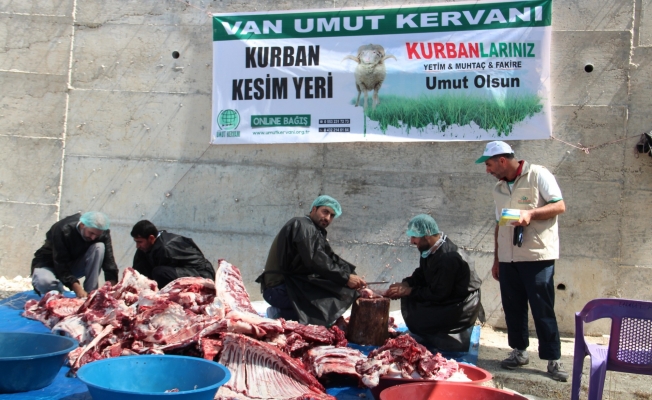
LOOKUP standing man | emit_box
[31,212,118,298]
[476,141,568,381]
[130,220,215,289]
[386,214,483,352]
[256,195,366,326]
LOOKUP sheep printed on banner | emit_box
[343,44,396,110]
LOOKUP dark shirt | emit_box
[404,238,481,304]
[31,213,118,289]
[263,216,353,289]
[132,231,215,281]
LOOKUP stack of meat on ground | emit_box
[356,334,471,387]
[23,259,469,399]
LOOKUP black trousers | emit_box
[263,283,299,321]
[151,266,180,289]
[499,260,561,360]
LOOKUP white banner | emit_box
[211,0,552,144]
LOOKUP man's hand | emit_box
[513,201,566,227]
[492,259,500,281]
[108,280,118,286]
[385,282,412,299]
[513,209,532,227]
[347,274,366,289]
[71,282,88,298]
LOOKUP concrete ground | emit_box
[477,325,652,400]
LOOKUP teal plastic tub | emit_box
[76,355,231,400]
[0,332,78,393]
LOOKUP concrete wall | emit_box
[1,0,651,335]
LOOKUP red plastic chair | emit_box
[571,298,652,400]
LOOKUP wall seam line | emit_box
[55,0,77,220]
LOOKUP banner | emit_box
[211,0,552,144]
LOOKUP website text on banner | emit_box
[211,0,552,145]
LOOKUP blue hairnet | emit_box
[311,195,342,218]
[80,211,110,230]
[406,214,439,237]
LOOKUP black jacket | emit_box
[258,216,358,326]
[31,213,119,289]
[132,231,215,281]
[401,238,482,334]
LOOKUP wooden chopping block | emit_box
[346,297,390,346]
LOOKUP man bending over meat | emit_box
[256,195,366,326]
[31,212,118,298]
[385,214,483,352]
[130,220,215,289]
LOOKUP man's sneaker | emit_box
[547,360,569,382]
[266,306,281,319]
[501,349,529,369]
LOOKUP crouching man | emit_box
[256,195,366,326]
[31,212,118,298]
[130,220,215,289]
[386,214,483,352]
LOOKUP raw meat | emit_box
[159,277,217,314]
[215,259,257,315]
[355,334,465,387]
[22,260,362,399]
[283,320,335,344]
[303,346,366,380]
[23,291,84,328]
[215,333,334,400]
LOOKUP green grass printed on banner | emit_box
[358,94,543,136]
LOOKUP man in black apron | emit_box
[386,214,484,352]
[256,195,366,326]
[130,220,215,289]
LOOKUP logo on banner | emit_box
[215,109,241,139]
[217,109,241,130]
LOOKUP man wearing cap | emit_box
[386,214,483,352]
[31,212,119,298]
[256,195,366,326]
[476,141,568,381]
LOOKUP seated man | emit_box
[31,211,118,298]
[256,195,366,326]
[386,214,483,352]
[130,220,215,289]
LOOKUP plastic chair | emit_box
[571,298,652,400]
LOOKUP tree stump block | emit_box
[346,297,390,346]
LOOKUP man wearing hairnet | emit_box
[31,212,119,298]
[386,214,483,351]
[257,195,366,326]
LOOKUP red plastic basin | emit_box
[379,382,528,400]
[370,364,492,400]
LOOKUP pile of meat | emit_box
[356,334,470,387]
[23,260,469,399]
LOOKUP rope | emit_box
[551,133,644,155]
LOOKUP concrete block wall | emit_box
[1,0,651,335]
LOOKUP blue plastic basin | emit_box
[77,355,231,400]
[0,331,78,393]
